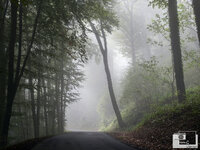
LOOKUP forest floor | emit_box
[109,100,200,150]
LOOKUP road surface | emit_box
[31,132,138,150]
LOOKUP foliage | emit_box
[103,85,200,132]
[137,86,200,128]
[147,0,197,49]
[119,57,173,110]
[0,0,118,145]
[102,50,200,131]
[110,87,200,150]
[97,93,115,129]
[114,0,151,60]
[148,0,168,9]
[183,50,200,69]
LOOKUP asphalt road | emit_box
[31,132,138,150]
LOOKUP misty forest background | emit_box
[0,0,200,147]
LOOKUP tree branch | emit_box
[15,1,23,82]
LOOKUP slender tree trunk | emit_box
[63,94,67,129]
[60,58,64,133]
[0,1,42,146]
[42,79,49,136]
[0,0,8,141]
[17,88,26,140]
[168,0,186,103]
[48,79,55,135]
[26,107,30,139]
[90,21,125,128]
[23,88,29,139]
[28,62,37,138]
[103,53,125,128]
[193,0,200,48]
[36,75,41,137]
[0,1,18,147]
[29,78,37,138]
[55,73,61,133]
[15,2,23,82]
[52,98,56,135]
[47,79,53,133]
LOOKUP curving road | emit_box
[31,132,138,150]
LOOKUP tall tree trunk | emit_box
[47,78,55,135]
[55,73,61,133]
[47,79,55,135]
[42,79,49,136]
[89,21,125,128]
[0,1,42,146]
[168,0,186,103]
[103,51,125,128]
[28,62,37,138]
[23,88,29,139]
[60,57,64,133]
[15,2,23,82]
[0,0,8,141]
[17,88,26,140]
[193,0,200,48]
[36,75,41,137]
[51,99,56,135]
[0,1,18,147]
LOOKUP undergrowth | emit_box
[104,86,200,132]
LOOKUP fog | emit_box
[66,35,130,131]
[65,0,156,131]
[2,0,200,148]
[65,0,158,131]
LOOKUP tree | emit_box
[1,0,18,146]
[193,0,200,47]
[0,0,8,138]
[148,0,199,102]
[0,0,42,146]
[89,20,125,128]
[0,0,121,146]
[119,0,137,64]
[115,0,151,63]
[168,0,186,102]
